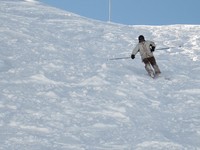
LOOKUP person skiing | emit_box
[131,35,161,78]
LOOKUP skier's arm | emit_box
[131,45,139,59]
[149,41,156,52]
[150,41,156,47]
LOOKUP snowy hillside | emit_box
[0,0,200,149]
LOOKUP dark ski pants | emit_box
[143,57,161,76]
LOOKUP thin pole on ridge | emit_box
[108,0,111,22]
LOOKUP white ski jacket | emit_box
[132,40,156,60]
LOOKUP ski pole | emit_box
[108,56,130,60]
[108,46,182,60]
[156,45,182,50]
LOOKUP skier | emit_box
[131,35,161,78]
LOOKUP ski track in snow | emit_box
[0,0,200,150]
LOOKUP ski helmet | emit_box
[138,35,145,42]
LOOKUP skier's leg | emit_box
[149,57,161,75]
[143,58,155,77]
[145,63,155,77]
[153,64,161,75]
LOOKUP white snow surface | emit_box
[0,0,200,149]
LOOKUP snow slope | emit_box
[0,0,200,149]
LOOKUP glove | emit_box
[131,54,135,59]
[150,44,155,52]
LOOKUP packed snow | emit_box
[0,0,200,149]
